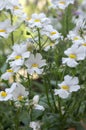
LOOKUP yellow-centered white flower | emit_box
[0,0,20,11]
[67,30,83,44]
[25,53,46,75]
[50,0,75,10]
[6,82,29,101]
[26,13,51,29]
[41,25,62,41]
[54,75,80,99]
[0,90,12,101]
[1,69,14,80]
[0,19,17,38]
[62,44,85,67]
[7,43,30,72]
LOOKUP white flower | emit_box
[0,0,26,20]
[67,30,83,44]
[0,90,12,101]
[1,69,14,80]
[30,121,41,130]
[78,39,86,57]
[9,61,23,72]
[7,43,30,61]
[25,53,46,75]
[41,25,62,41]
[11,4,27,20]
[54,75,80,99]
[62,44,85,67]
[6,82,29,101]
[51,0,75,10]
[33,95,45,111]
[0,0,20,11]
[7,43,30,71]
[0,0,6,10]
[0,19,17,38]
[26,13,51,29]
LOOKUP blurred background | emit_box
[19,0,49,15]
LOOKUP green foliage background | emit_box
[0,0,86,130]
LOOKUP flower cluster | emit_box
[50,0,75,10]
[0,1,47,128]
[0,0,86,129]
[0,82,28,101]
[25,12,62,51]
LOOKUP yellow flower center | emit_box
[6,69,13,73]
[59,1,65,5]
[14,6,19,10]
[34,19,40,22]
[18,96,23,101]
[51,31,57,35]
[73,37,79,41]
[62,85,69,90]
[69,54,76,59]
[32,63,39,68]
[15,55,22,60]
[82,43,86,46]
[0,29,6,32]
[1,91,7,97]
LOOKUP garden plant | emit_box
[0,0,86,130]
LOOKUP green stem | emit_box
[37,28,41,52]
[43,76,53,111]
[41,38,49,48]
[27,73,32,97]
[12,103,20,130]
[47,76,58,112]
[65,7,69,35]
[57,96,62,117]
[30,33,39,44]
[63,7,69,37]
[9,11,14,45]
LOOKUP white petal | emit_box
[69,85,80,92]
[67,58,78,67]
[33,95,39,104]
[64,75,72,82]
[62,57,69,64]
[70,77,79,85]
[34,104,45,111]
[22,51,30,59]
[54,89,69,99]
[77,46,85,60]
[65,76,79,86]
[1,72,13,80]
[35,53,42,60]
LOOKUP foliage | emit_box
[0,0,86,130]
